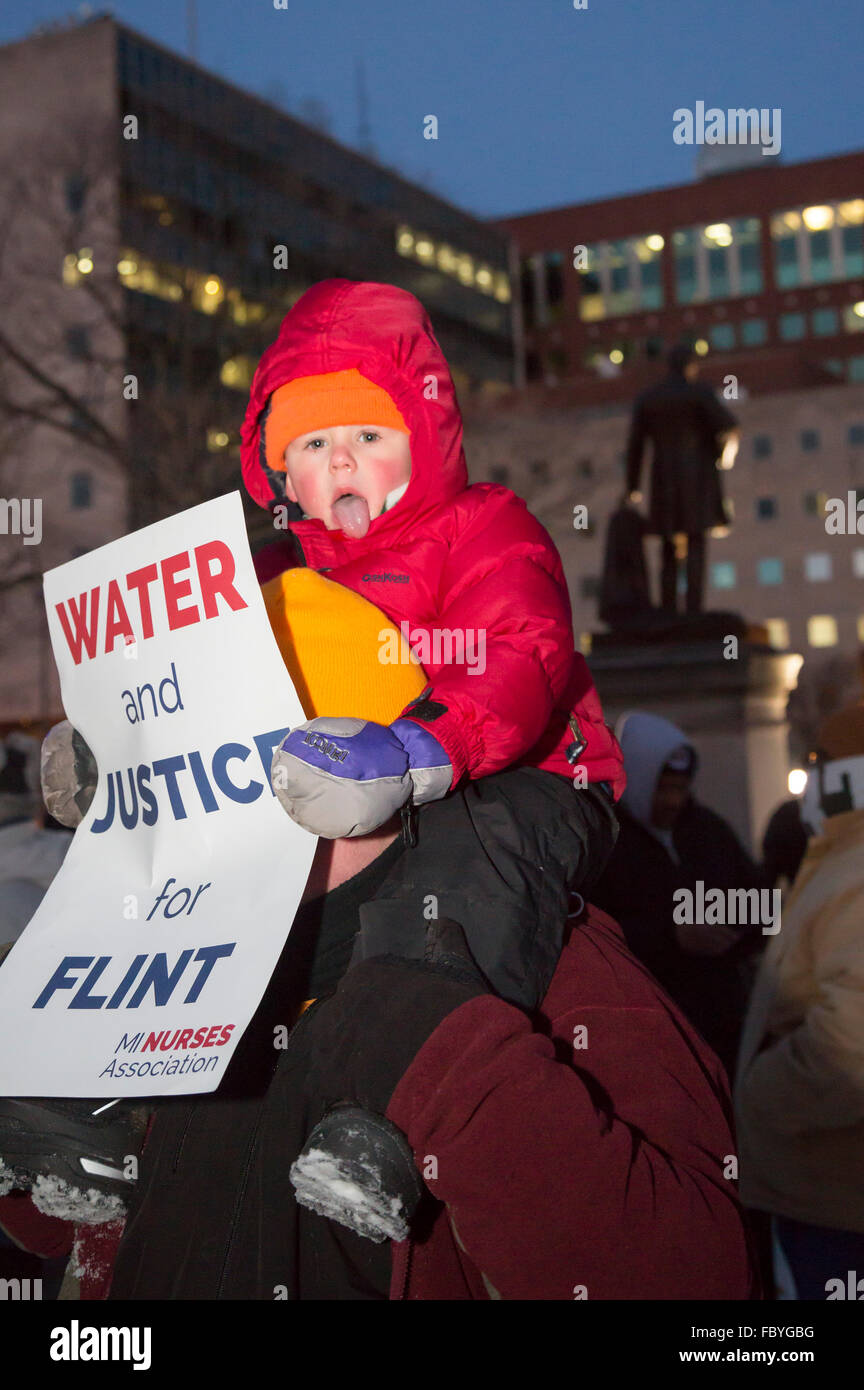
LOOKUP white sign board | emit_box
[0,492,316,1096]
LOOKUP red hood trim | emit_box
[240,279,470,564]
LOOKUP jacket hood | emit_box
[615,710,695,831]
[240,279,469,553]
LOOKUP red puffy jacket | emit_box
[241,279,624,796]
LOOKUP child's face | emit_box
[282,425,412,533]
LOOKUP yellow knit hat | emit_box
[265,369,410,474]
[261,567,426,722]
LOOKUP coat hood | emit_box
[615,710,696,831]
[240,279,469,553]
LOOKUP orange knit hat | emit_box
[264,369,409,474]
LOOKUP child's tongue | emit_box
[332,492,371,539]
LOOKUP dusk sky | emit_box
[2,0,862,218]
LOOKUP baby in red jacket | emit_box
[241,280,625,1008]
[244,279,623,1008]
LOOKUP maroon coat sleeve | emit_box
[386,921,756,1301]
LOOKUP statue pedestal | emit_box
[589,629,803,856]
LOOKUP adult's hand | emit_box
[40,721,98,828]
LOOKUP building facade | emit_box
[473,155,864,669]
[0,15,517,724]
[497,151,864,402]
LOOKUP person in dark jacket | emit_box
[591,711,770,1080]
[102,878,756,1301]
[0,656,757,1300]
[624,345,740,615]
[761,796,810,889]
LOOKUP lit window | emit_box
[756,496,777,519]
[800,429,820,451]
[753,435,772,459]
[456,254,475,285]
[395,224,507,300]
[673,218,762,303]
[858,616,864,642]
[227,289,267,325]
[579,632,593,654]
[844,302,864,333]
[70,472,92,509]
[193,274,225,314]
[805,553,832,581]
[779,312,806,341]
[220,356,255,391]
[758,558,783,585]
[807,615,838,647]
[764,618,789,648]
[207,429,230,451]
[435,244,457,274]
[771,203,854,287]
[853,550,864,577]
[740,318,767,346]
[577,234,665,320]
[119,250,184,304]
[801,206,834,231]
[711,561,736,589]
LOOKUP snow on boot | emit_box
[0,1097,148,1224]
[290,1103,423,1243]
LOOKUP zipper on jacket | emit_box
[394,1237,414,1300]
[171,1102,198,1175]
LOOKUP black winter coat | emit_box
[590,798,768,1078]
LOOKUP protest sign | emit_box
[0,492,316,1096]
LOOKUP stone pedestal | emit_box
[589,637,803,856]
